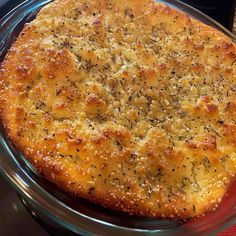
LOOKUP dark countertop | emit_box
[0,173,50,236]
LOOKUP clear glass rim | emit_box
[162,0,236,42]
[0,0,236,235]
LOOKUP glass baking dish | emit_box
[0,0,235,235]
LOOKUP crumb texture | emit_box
[0,0,236,218]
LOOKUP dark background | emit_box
[180,0,236,31]
[1,0,235,31]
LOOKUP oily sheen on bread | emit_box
[0,0,236,219]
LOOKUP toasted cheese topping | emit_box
[0,0,236,218]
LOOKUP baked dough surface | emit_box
[0,0,236,218]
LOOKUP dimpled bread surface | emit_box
[0,0,236,218]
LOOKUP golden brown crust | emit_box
[0,0,236,219]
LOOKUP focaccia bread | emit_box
[0,0,236,219]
